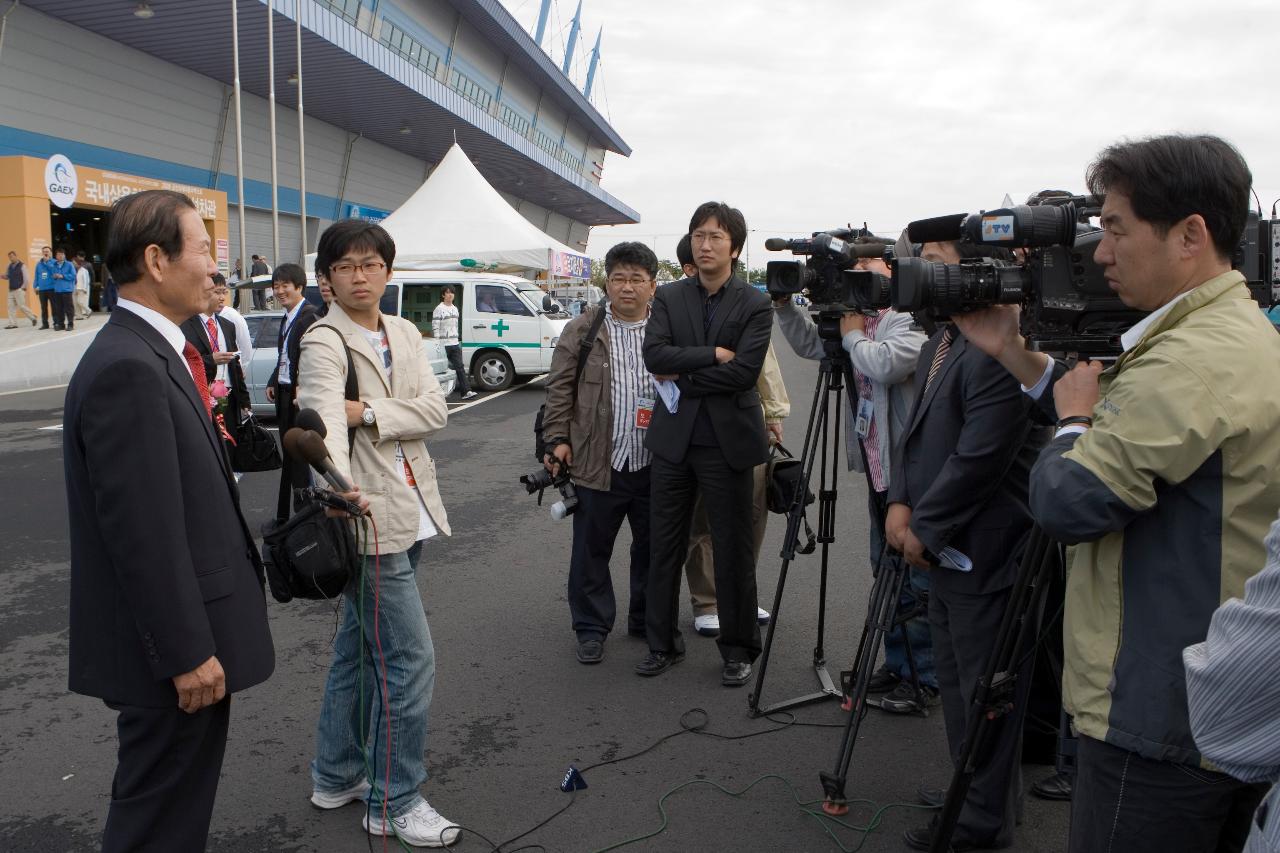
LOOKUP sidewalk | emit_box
[0,310,111,394]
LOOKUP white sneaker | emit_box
[310,778,371,809]
[757,607,771,625]
[461,391,478,400]
[694,614,720,637]
[363,799,460,848]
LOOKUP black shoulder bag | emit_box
[229,356,283,472]
[261,325,362,603]
[533,303,608,461]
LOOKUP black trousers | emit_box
[1068,735,1266,853]
[445,344,471,395]
[569,465,650,640]
[930,583,1032,848]
[102,696,231,853]
[647,447,760,663]
[275,385,307,521]
[54,292,75,329]
[38,290,53,326]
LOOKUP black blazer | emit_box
[180,313,249,414]
[643,276,773,471]
[887,327,1045,594]
[267,302,319,390]
[63,308,274,707]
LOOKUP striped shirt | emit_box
[852,311,886,492]
[605,306,654,472]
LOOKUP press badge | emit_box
[636,397,655,429]
[855,398,874,438]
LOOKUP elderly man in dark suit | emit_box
[63,189,274,853]
[885,240,1044,852]
[265,262,318,521]
[638,201,773,687]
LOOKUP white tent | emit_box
[334,143,590,276]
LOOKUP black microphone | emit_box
[283,427,355,494]
[764,237,794,252]
[294,407,327,437]
[906,213,969,244]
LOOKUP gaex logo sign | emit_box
[45,154,79,209]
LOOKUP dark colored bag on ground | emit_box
[230,411,282,472]
[260,324,361,603]
[533,302,608,460]
[765,443,814,514]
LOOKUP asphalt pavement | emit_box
[0,329,1070,852]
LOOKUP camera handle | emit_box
[300,486,367,518]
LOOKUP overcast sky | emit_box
[501,0,1280,267]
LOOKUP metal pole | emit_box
[231,0,247,283]
[295,3,307,260]
[267,0,280,265]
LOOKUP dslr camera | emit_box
[765,229,893,314]
[520,461,579,520]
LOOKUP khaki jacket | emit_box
[297,302,450,553]
[542,304,789,492]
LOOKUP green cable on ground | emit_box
[589,773,939,853]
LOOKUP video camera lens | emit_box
[892,257,1028,317]
[766,259,816,298]
[844,269,891,311]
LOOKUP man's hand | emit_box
[951,306,1051,388]
[839,312,866,336]
[211,351,237,365]
[652,374,678,382]
[324,485,369,518]
[345,400,365,428]
[173,655,225,714]
[885,503,912,552]
[544,442,572,476]
[766,421,783,445]
[714,347,735,364]
[1053,360,1104,420]
[901,527,933,569]
[265,385,276,403]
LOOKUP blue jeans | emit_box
[312,542,435,817]
[868,495,937,689]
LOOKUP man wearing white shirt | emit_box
[74,252,92,320]
[214,274,254,367]
[265,263,318,521]
[431,286,476,399]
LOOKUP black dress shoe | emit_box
[902,820,993,852]
[867,665,901,693]
[576,638,604,664]
[917,786,945,808]
[721,661,752,687]
[634,650,684,677]
[1030,770,1072,801]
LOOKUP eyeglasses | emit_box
[329,260,387,277]
[690,231,729,246]
[607,275,652,286]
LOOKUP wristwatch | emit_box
[361,404,376,427]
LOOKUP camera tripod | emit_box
[749,327,929,725]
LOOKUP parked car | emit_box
[240,306,454,418]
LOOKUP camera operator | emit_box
[540,241,659,665]
[953,133,1280,853]
[886,239,1044,851]
[771,234,937,713]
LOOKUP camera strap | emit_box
[573,302,610,386]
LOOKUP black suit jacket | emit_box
[267,302,319,391]
[887,327,1045,594]
[64,308,274,707]
[180,313,249,414]
[643,276,773,471]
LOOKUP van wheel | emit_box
[473,350,514,391]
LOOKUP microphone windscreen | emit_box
[849,242,892,259]
[763,238,790,251]
[294,408,327,437]
[282,427,305,459]
[906,213,968,244]
[295,430,332,467]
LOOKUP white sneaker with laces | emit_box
[310,778,371,809]
[694,614,720,637]
[363,799,460,848]
[461,391,478,400]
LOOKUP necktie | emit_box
[205,316,220,352]
[183,341,213,417]
[924,326,954,394]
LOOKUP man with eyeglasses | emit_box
[541,242,660,665]
[297,220,458,848]
[265,262,319,521]
[639,201,774,687]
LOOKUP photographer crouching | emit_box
[540,242,659,665]
[954,133,1280,852]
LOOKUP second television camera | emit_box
[764,229,892,314]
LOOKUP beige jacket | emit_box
[296,302,450,553]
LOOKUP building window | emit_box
[498,104,531,137]
[534,129,559,156]
[447,67,494,111]
[378,20,441,77]
[318,0,362,25]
